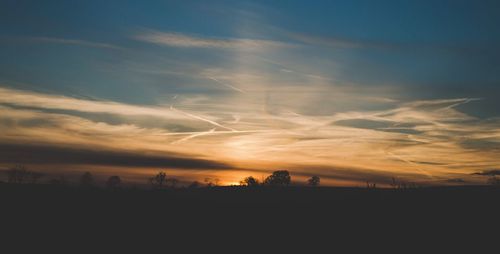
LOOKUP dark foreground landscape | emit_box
[2,183,500,250]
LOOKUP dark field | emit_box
[2,183,499,250]
[4,183,500,208]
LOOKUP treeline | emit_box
[1,165,321,189]
[3,165,500,189]
[141,169,321,189]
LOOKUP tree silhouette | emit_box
[390,177,399,189]
[390,177,416,190]
[149,171,167,189]
[49,175,68,186]
[166,178,179,188]
[30,172,45,184]
[80,172,94,187]
[307,176,320,187]
[487,176,500,186]
[204,177,219,187]
[366,181,377,189]
[6,166,45,185]
[240,176,259,187]
[188,181,201,189]
[7,165,29,184]
[106,176,122,189]
[264,170,291,186]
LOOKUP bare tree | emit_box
[487,176,500,186]
[240,176,259,187]
[264,170,291,186]
[106,176,122,189]
[366,181,377,189]
[390,177,417,190]
[7,165,29,184]
[390,177,399,189]
[204,177,219,187]
[7,166,44,184]
[149,171,167,189]
[80,172,94,187]
[307,176,320,187]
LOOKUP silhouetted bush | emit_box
[307,176,320,187]
[188,181,201,189]
[166,178,179,188]
[264,170,291,186]
[30,172,45,184]
[49,175,68,186]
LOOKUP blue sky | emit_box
[1,0,499,185]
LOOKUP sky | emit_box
[1,0,499,186]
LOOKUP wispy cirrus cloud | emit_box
[135,29,292,50]
[286,32,390,49]
[31,37,123,50]
[258,25,396,50]
[0,86,499,186]
[0,87,190,121]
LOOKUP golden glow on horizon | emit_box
[1,86,499,186]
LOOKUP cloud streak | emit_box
[0,87,198,121]
[285,32,390,49]
[0,86,498,186]
[0,143,232,169]
[31,37,123,50]
[135,30,292,50]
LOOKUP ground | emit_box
[2,183,499,250]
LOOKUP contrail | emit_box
[209,77,246,93]
[387,152,434,179]
[167,129,274,143]
[171,128,216,144]
[170,105,236,131]
[443,98,481,110]
[154,130,268,136]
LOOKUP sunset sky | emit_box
[1,0,499,186]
